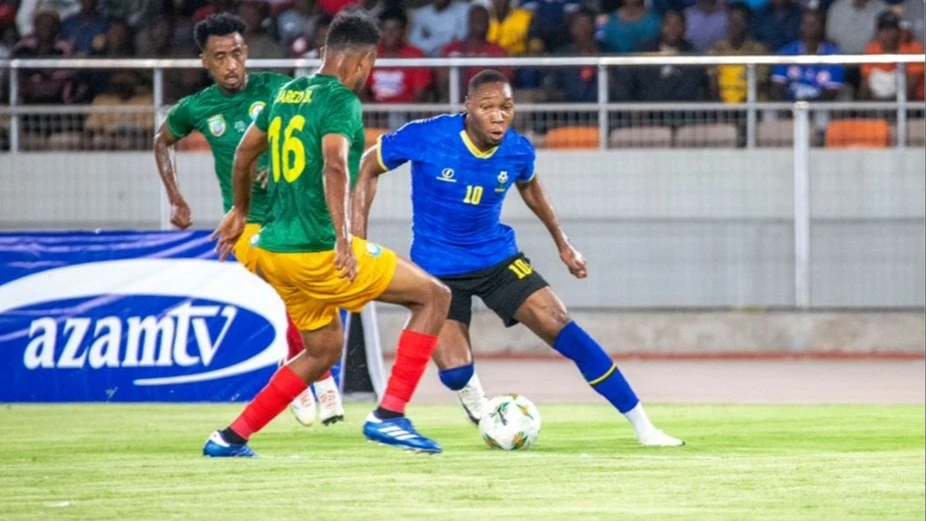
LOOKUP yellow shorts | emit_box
[252,238,398,331]
[233,223,262,273]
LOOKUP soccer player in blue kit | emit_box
[352,70,684,447]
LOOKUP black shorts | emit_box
[439,253,549,328]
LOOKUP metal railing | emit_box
[2,54,924,152]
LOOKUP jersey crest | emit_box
[207,115,226,137]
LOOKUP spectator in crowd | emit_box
[440,4,511,98]
[826,0,889,54]
[598,0,661,53]
[17,0,80,37]
[487,0,534,56]
[771,9,844,101]
[100,0,162,30]
[753,0,802,51]
[860,10,925,99]
[900,0,924,43]
[13,9,75,105]
[135,14,206,103]
[0,2,15,103]
[684,0,727,52]
[522,0,582,53]
[292,12,332,58]
[83,70,153,150]
[319,0,384,17]
[60,0,109,56]
[277,0,319,47]
[408,0,469,57]
[73,18,135,102]
[239,0,285,59]
[613,10,707,101]
[708,2,770,102]
[365,8,431,103]
[544,8,601,102]
[194,0,239,23]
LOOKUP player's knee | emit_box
[428,278,452,314]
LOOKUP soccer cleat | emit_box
[314,377,345,426]
[637,429,685,447]
[456,376,488,426]
[290,388,318,427]
[202,430,256,458]
[362,413,442,454]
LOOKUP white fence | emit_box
[0,56,924,309]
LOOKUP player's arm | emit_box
[352,144,390,241]
[212,122,268,261]
[516,175,588,279]
[322,133,358,282]
[153,121,192,229]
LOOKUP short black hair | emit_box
[316,13,334,29]
[194,12,246,51]
[572,6,597,21]
[325,7,381,51]
[468,69,510,95]
[380,7,408,27]
[728,2,752,21]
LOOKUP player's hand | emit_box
[334,238,358,283]
[210,207,247,262]
[256,167,270,190]
[170,199,193,230]
[560,243,588,279]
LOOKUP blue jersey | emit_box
[771,42,845,101]
[377,114,536,277]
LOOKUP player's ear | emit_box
[199,52,207,69]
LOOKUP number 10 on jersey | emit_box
[463,185,483,205]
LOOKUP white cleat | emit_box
[456,375,488,426]
[638,429,685,447]
[315,377,345,426]
[290,388,317,427]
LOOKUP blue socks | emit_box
[439,363,474,391]
[553,321,639,413]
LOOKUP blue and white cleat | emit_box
[202,430,256,458]
[362,413,442,454]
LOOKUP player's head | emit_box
[464,70,514,148]
[323,8,381,93]
[194,13,248,93]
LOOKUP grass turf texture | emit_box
[0,404,922,521]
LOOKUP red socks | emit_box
[230,365,307,440]
[285,314,304,360]
[379,329,439,414]
[284,314,332,379]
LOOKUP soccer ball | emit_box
[478,394,541,451]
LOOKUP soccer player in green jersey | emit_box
[206,9,450,456]
[153,13,343,427]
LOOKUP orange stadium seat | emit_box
[544,126,599,149]
[364,127,389,149]
[177,130,211,152]
[825,119,891,148]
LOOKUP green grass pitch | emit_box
[0,403,922,521]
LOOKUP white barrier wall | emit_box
[1,150,923,308]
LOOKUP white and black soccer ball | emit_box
[478,394,541,451]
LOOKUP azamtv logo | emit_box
[0,259,288,387]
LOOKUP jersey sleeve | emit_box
[318,90,362,143]
[377,120,424,171]
[255,98,272,132]
[166,95,195,139]
[516,138,537,184]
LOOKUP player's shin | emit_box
[552,321,659,437]
[439,363,488,424]
[375,329,439,418]
[225,365,309,443]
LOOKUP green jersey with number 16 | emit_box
[254,74,365,253]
